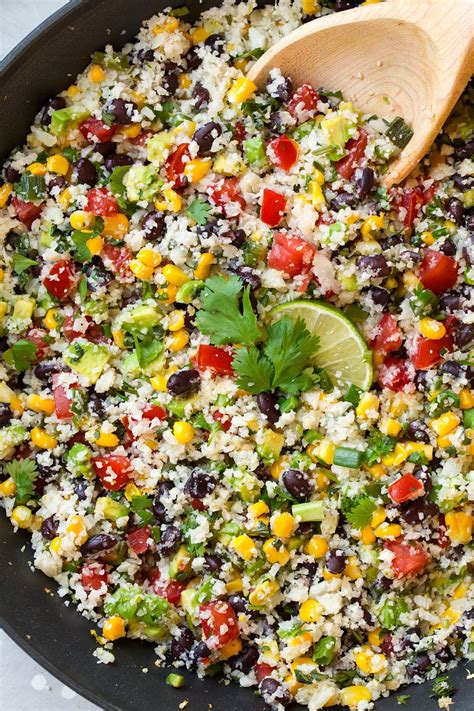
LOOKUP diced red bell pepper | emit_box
[336,129,368,181]
[402,187,424,229]
[384,538,430,579]
[377,356,413,392]
[261,188,287,228]
[287,84,319,121]
[52,373,75,420]
[197,344,234,376]
[209,178,247,217]
[101,242,132,278]
[267,232,317,277]
[79,117,117,143]
[11,196,43,229]
[25,328,49,362]
[166,143,191,189]
[213,411,231,432]
[142,404,167,421]
[199,600,239,649]
[126,526,151,555]
[372,313,403,355]
[419,249,458,295]
[267,135,299,171]
[388,473,425,504]
[92,455,132,491]
[153,578,187,606]
[409,333,453,370]
[255,663,275,683]
[81,562,109,592]
[43,259,77,300]
[85,188,118,217]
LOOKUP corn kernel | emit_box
[89,64,106,83]
[46,154,70,175]
[95,431,119,447]
[162,264,189,287]
[309,180,326,208]
[379,418,401,437]
[232,533,257,560]
[389,398,405,417]
[453,582,467,600]
[66,514,88,544]
[145,437,158,451]
[263,538,290,566]
[249,500,269,519]
[248,579,279,607]
[233,58,248,73]
[191,26,212,44]
[385,276,398,289]
[226,577,243,594]
[57,188,72,208]
[305,535,328,558]
[382,442,408,467]
[152,16,179,34]
[314,440,335,465]
[27,394,55,415]
[137,248,162,268]
[0,183,13,208]
[0,477,16,497]
[50,536,63,555]
[66,84,79,97]
[437,434,453,448]
[86,236,104,256]
[340,685,372,707]
[184,158,212,183]
[155,188,182,213]
[173,421,194,445]
[103,616,126,641]
[363,463,386,480]
[44,308,58,330]
[445,511,472,544]
[11,505,33,529]
[220,638,242,660]
[227,77,257,104]
[10,394,23,415]
[31,427,57,450]
[370,507,386,529]
[421,231,435,246]
[374,523,402,539]
[124,482,141,501]
[368,628,382,647]
[361,214,384,240]
[194,253,214,280]
[120,124,142,139]
[430,411,460,437]
[179,73,192,90]
[355,647,388,675]
[356,392,380,418]
[111,329,125,349]
[102,213,129,239]
[70,210,95,231]
[270,455,290,480]
[157,285,178,304]
[272,512,295,538]
[344,556,362,580]
[169,328,189,352]
[361,525,376,545]
[404,441,433,460]
[300,598,323,623]
[129,259,154,281]
[460,389,474,409]
[166,310,184,332]
[27,162,47,176]
[419,317,446,340]
[150,375,167,392]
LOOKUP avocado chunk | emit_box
[180,587,200,627]
[320,113,355,150]
[256,429,285,465]
[9,297,35,333]
[66,442,92,478]
[0,423,28,459]
[169,544,193,580]
[146,131,173,165]
[121,304,161,331]
[123,164,163,203]
[95,496,129,522]
[63,341,111,384]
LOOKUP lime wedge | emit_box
[272,300,373,391]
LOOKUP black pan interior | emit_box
[0,1,472,709]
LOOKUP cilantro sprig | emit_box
[341,493,377,529]
[5,458,38,503]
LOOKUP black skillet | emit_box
[0,1,472,708]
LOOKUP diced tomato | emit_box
[11,196,43,229]
[409,333,453,370]
[388,473,425,504]
[191,498,205,511]
[63,313,90,341]
[432,517,450,549]
[166,143,191,189]
[43,260,77,301]
[267,232,317,278]
[336,129,368,181]
[234,121,246,147]
[153,579,187,606]
[267,135,299,171]
[142,404,167,421]
[101,242,132,278]
[126,526,151,555]
[199,600,239,649]
[79,117,117,143]
[213,411,231,432]
[402,187,424,229]
[377,356,413,392]
[92,455,132,491]
[419,249,458,295]
[287,84,319,121]
[196,344,234,376]
[384,538,430,579]
[52,373,75,420]
[25,328,49,361]
[261,188,287,228]
[86,187,118,217]
[81,562,108,592]
[85,323,109,344]
[255,663,275,683]
[209,178,247,217]
[372,313,403,355]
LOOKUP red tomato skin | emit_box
[209,178,246,217]
[402,187,424,229]
[142,404,167,421]
[336,129,368,180]
[11,196,43,228]
[384,539,430,579]
[166,143,191,189]
[197,344,234,376]
[25,328,49,361]
[255,663,275,683]
[86,188,118,217]
[80,118,116,143]
[153,579,187,605]
[81,562,109,592]
[267,135,299,171]
[261,188,287,228]
[388,473,425,504]
[234,122,246,147]
[52,373,75,420]
[410,334,453,370]
[372,314,403,355]
[101,241,132,278]
[287,84,319,120]
[213,411,231,432]
[377,356,413,392]
[199,601,239,649]
[267,232,317,277]
[92,455,132,491]
[419,249,458,295]
[126,526,151,555]
[43,259,76,300]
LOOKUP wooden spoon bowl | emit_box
[248,0,473,187]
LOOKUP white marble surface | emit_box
[1,1,100,709]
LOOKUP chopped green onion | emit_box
[14,173,46,201]
[292,500,324,522]
[304,429,322,444]
[280,395,300,413]
[463,408,474,429]
[333,446,363,469]
[166,673,185,688]
[344,304,369,323]
[385,117,413,149]
[343,384,362,407]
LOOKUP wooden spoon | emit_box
[248,0,474,187]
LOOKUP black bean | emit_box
[258,678,291,707]
[4,165,20,184]
[74,478,89,501]
[368,286,390,308]
[446,197,464,225]
[84,257,111,290]
[33,360,68,382]
[378,233,404,251]
[40,96,67,127]
[455,323,474,349]
[357,167,375,198]
[185,47,202,71]
[407,419,430,443]
[378,575,392,591]
[73,158,98,186]
[228,595,247,614]
[46,175,66,196]
[256,392,280,424]
[170,628,195,659]
[439,292,462,313]
[453,140,474,161]
[0,403,13,427]
[94,141,116,157]
[462,235,474,265]
[105,98,138,124]
[267,75,293,103]
[330,191,358,211]
[197,222,218,240]
[466,213,474,234]
[406,653,431,678]
[335,0,362,10]
[438,238,456,256]
[453,173,474,191]
[136,48,154,63]
[400,250,422,265]
[439,360,466,379]
[184,469,216,499]
[399,498,438,525]
[204,553,223,572]
[254,463,271,480]
[157,525,181,557]
[191,641,211,664]
[88,391,106,418]
[162,62,180,96]
[268,111,285,135]
[40,516,58,540]
[153,481,172,523]
[167,368,201,397]
[193,122,222,154]
[228,229,246,248]
[104,153,134,172]
[204,34,225,55]
[142,210,165,241]
[326,550,347,574]
[357,254,390,278]
[229,645,259,673]
[227,260,261,289]
[192,83,210,110]
[82,534,117,555]
[281,469,313,501]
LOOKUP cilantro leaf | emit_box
[232,345,273,394]
[195,275,262,346]
[341,494,377,529]
[129,495,154,525]
[5,458,38,503]
[430,676,456,700]
[364,429,395,466]
[8,340,38,372]
[12,253,38,275]
[396,695,411,706]
[186,198,211,226]
[134,333,164,369]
